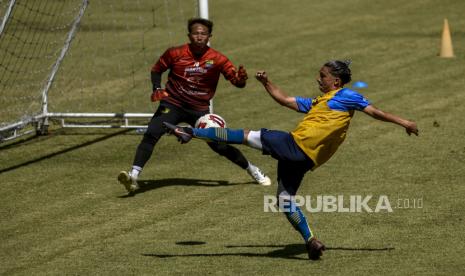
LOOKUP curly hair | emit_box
[187,18,213,34]
[324,60,352,85]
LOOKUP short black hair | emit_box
[188,18,213,34]
[324,60,352,85]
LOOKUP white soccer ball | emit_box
[195,113,227,129]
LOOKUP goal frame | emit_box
[0,0,210,143]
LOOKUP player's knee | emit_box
[207,142,229,155]
[142,132,161,146]
[207,142,222,152]
[245,130,262,150]
[277,189,291,207]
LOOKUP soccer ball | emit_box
[195,113,227,129]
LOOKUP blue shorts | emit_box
[260,129,314,195]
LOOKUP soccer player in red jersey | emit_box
[117,18,271,193]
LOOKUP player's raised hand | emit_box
[255,71,268,84]
[151,88,169,102]
[236,65,248,82]
[231,65,247,88]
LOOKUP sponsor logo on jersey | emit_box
[205,60,214,68]
[185,67,207,74]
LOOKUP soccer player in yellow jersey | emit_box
[163,60,419,260]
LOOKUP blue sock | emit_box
[283,203,313,242]
[193,128,244,144]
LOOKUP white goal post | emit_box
[0,0,209,143]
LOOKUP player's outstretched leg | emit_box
[162,122,194,143]
[163,122,245,144]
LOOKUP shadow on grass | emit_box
[0,129,132,175]
[175,241,207,246]
[142,243,394,260]
[225,244,395,251]
[142,243,307,260]
[119,178,255,197]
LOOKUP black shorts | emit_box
[145,101,207,140]
[260,128,314,195]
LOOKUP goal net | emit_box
[0,0,200,142]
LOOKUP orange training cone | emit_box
[440,18,454,58]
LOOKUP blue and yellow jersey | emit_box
[291,88,370,169]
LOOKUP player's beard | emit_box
[190,42,208,56]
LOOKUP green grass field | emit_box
[1,0,465,275]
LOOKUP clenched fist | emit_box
[231,65,248,87]
[255,71,268,84]
[151,88,169,102]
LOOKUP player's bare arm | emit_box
[363,105,419,136]
[255,71,298,111]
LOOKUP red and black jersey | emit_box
[152,44,238,111]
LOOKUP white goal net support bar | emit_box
[0,0,209,143]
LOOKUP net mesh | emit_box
[0,0,197,129]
